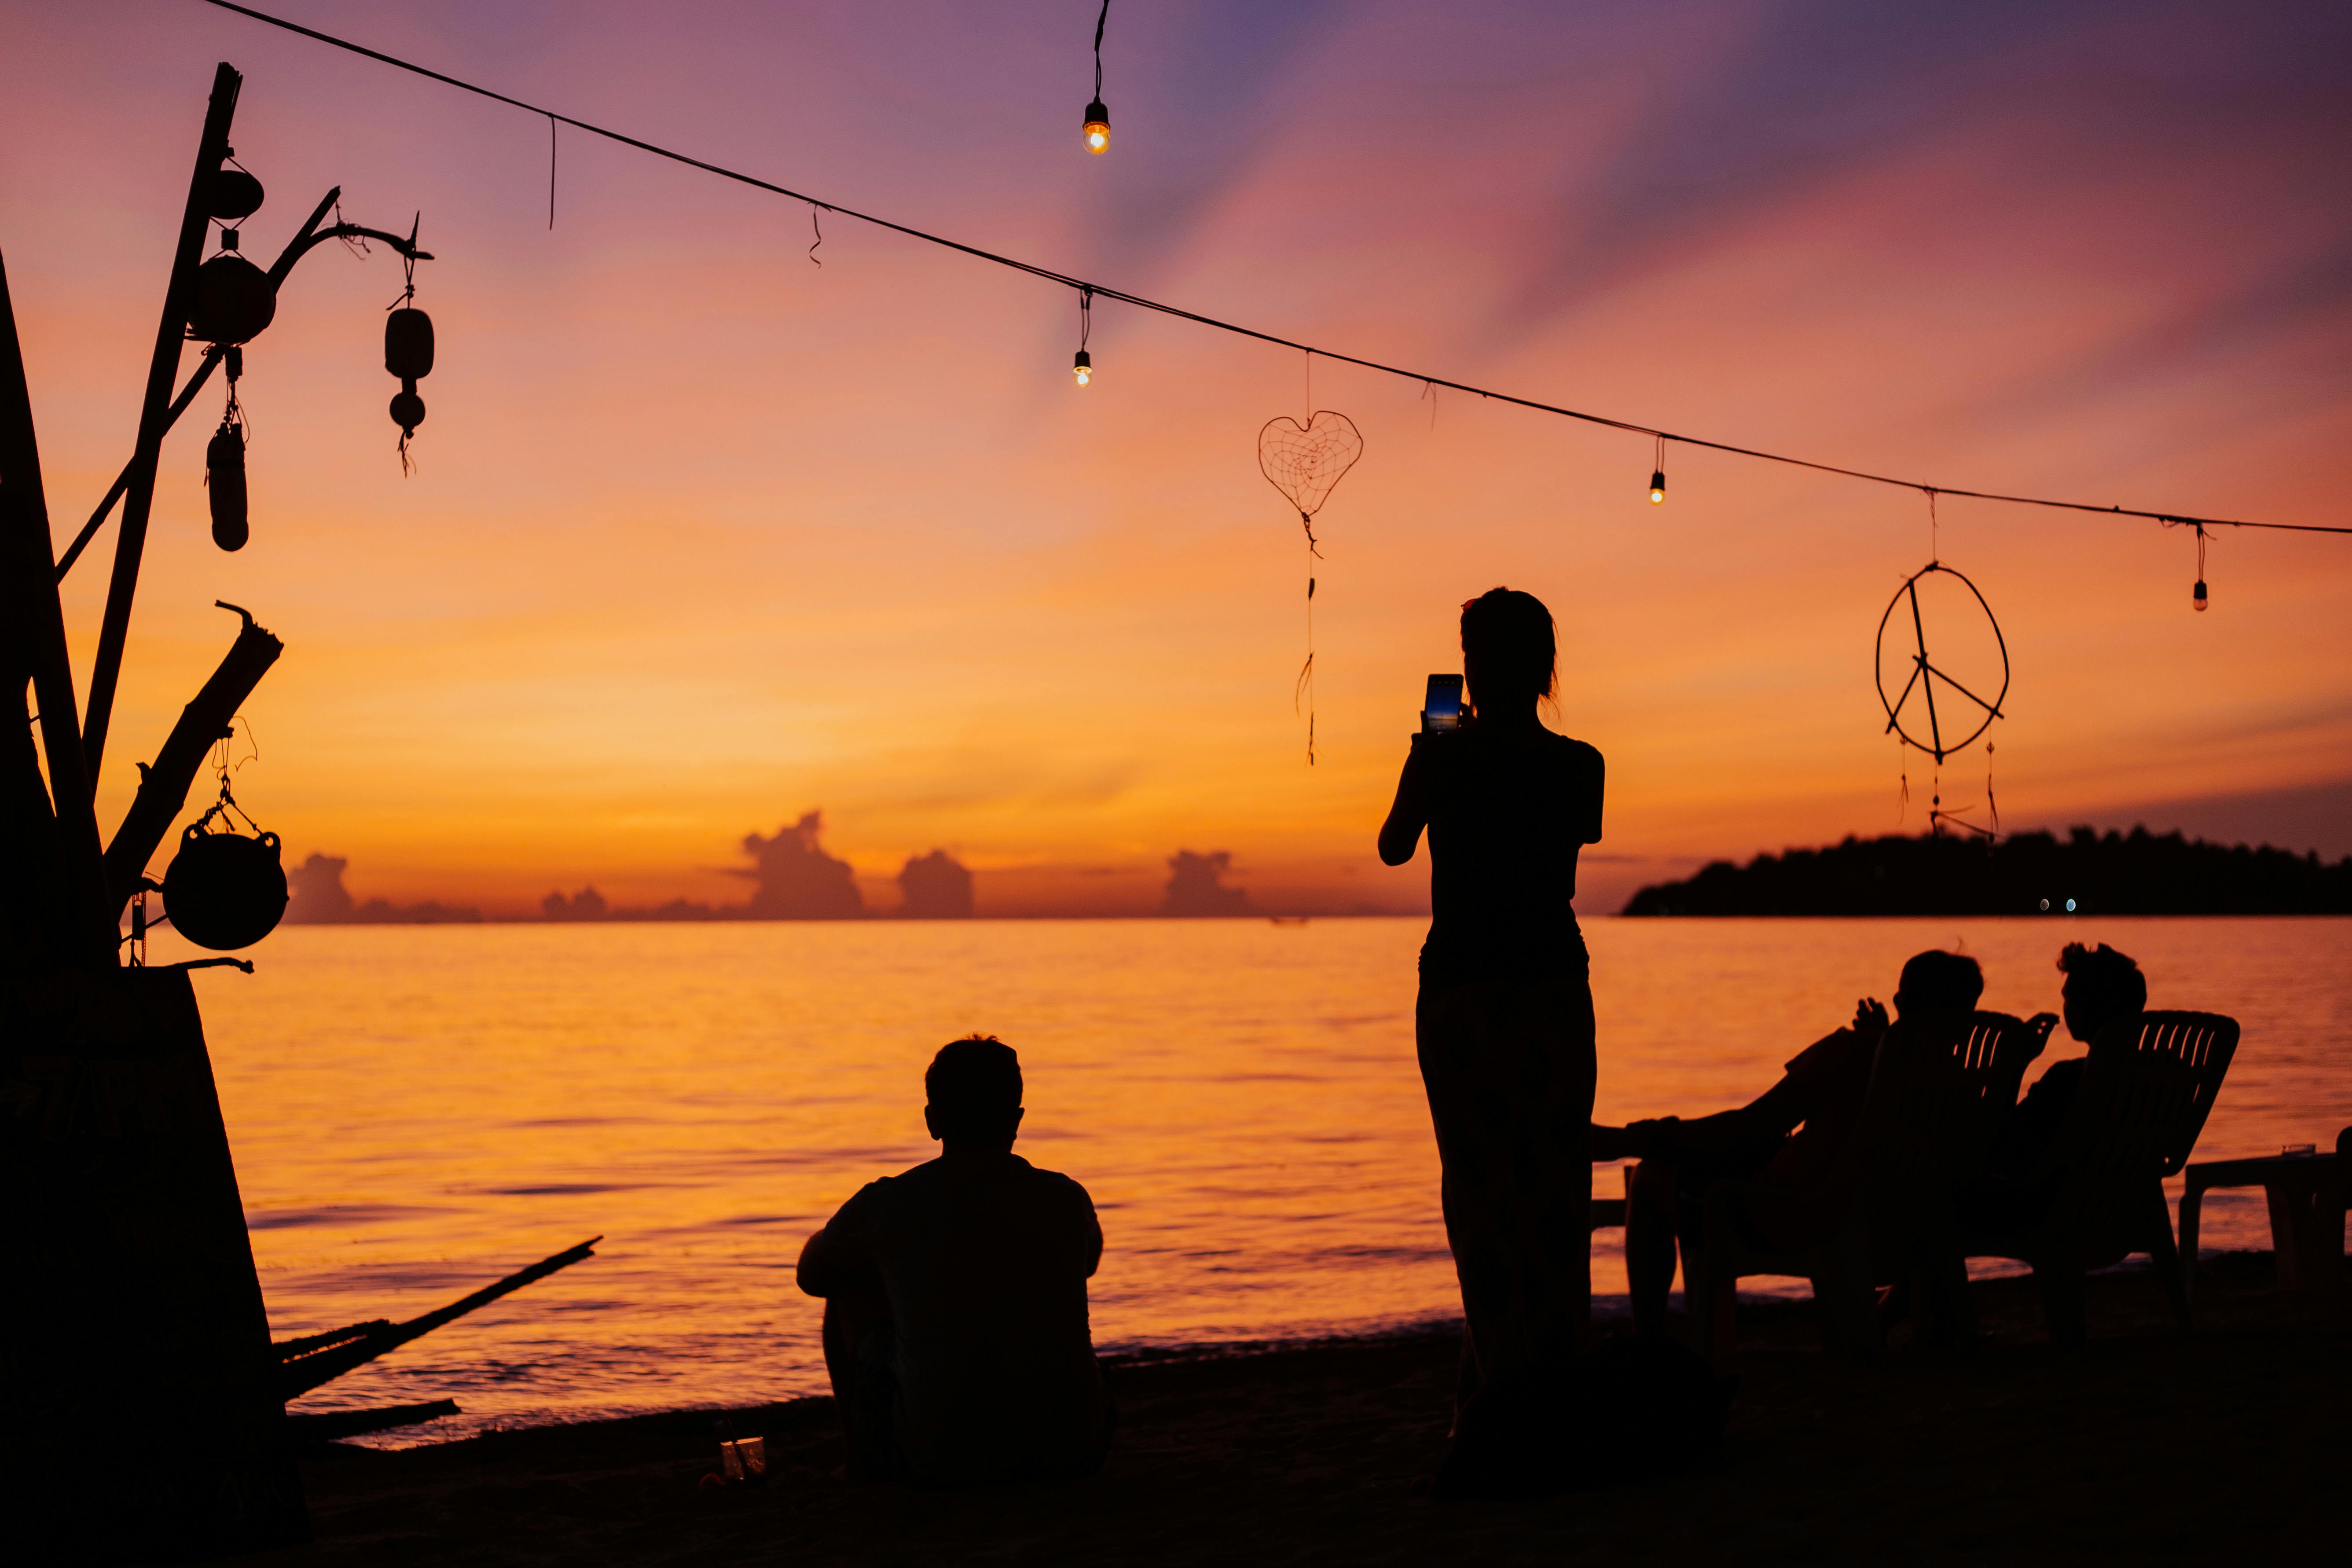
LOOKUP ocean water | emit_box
[155,915,2352,1443]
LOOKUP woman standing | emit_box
[1379,588,1603,1418]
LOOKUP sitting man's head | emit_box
[1892,949,1984,1017]
[2057,942,2144,1043]
[924,1034,1025,1151]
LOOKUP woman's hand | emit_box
[1852,997,1891,1039]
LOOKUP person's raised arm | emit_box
[1378,739,1433,866]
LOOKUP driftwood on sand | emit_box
[276,1237,602,1402]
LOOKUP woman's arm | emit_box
[1377,739,1433,866]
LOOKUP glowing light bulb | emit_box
[2193,578,2208,611]
[1073,349,1093,386]
[1648,470,1666,504]
[1083,99,1111,154]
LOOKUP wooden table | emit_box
[2180,1145,2346,1307]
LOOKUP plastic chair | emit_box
[1960,1011,2239,1345]
[1684,1010,2035,1365]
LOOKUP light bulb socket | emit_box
[2192,579,2208,610]
[1648,470,1666,502]
[1074,349,1092,370]
[1083,99,1110,129]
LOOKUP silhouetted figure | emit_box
[1601,949,1984,1335]
[742,811,863,918]
[1162,849,1252,916]
[897,850,974,918]
[796,1036,1110,1486]
[283,852,354,922]
[1990,942,2147,1178]
[1379,588,1604,1419]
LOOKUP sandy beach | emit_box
[269,1252,2344,1564]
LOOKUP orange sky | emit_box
[7,1,2349,916]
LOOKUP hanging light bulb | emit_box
[1082,2,1112,154]
[1073,348,1093,386]
[1072,286,1095,386]
[1648,435,1666,503]
[2190,524,2209,612]
[2193,578,2208,612]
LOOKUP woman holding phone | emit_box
[1379,588,1604,1422]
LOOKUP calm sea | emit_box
[154,916,2351,1443]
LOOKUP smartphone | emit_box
[1421,674,1464,734]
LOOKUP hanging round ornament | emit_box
[159,722,287,951]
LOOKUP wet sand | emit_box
[275,1253,2344,1564]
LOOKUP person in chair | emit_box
[796,1035,1110,1486]
[1989,942,2146,1180]
[1597,950,1985,1335]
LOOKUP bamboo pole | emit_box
[102,601,283,911]
[276,1238,602,1401]
[82,62,242,787]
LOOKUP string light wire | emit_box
[196,0,2349,541]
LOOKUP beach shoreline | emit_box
[275,1251,2344,1564]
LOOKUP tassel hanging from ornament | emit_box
[384,221,435,472]
[205,346,249,552]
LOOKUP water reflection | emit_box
[162,916,2351,1442]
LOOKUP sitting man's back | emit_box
[797,1035,1108,1486]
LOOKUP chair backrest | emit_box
[1849,1010,2012,1198]
[2119,1012,2239,1177]
[2038,1011,2238,1243]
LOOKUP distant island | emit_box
[283,811,1277,924]
[1621,826,2352,916]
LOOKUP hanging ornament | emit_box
[384,229,434,470]
[204,344,249,551]
[1258,408,1364,765]
[188,249,277,345]
[207,150,265,223]
[1876,560,2009,837]
[160,722,286,951]
[1082,1,1112,153]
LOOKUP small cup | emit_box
[720,1435,767,1484]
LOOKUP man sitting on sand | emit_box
[1596,949,1985,1335]
[1989,941,2146,1179]
[796,1035,1111,1486]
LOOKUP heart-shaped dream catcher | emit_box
[1258,410,1363,764]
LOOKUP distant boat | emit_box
[1267,915,1310,927]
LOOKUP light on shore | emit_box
[1083,99,1110,154]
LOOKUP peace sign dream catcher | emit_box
[1876,558,2009,835]
[1258,410,1363,764]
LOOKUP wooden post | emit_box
[82,62,242,786]
[102,602,283,911]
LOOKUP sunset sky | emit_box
[7,1,2348,916]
